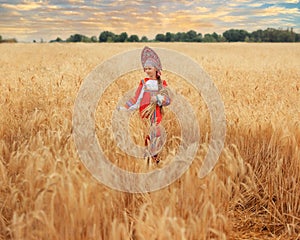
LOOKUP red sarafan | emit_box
[119,46,171,164]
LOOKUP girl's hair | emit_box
[156,72,162,91]
[156,72,165,115]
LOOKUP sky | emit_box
[0,0,299,42]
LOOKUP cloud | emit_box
[8,11,22,16]
[196,7,210,13]
[0,27,37,35]
[255,6,300,16]
[248,3,263,7]
[60,10,83,16]
[284,0,299,3]
[1,2,43,11]
[68,0,84,3]
[221,15,247,23]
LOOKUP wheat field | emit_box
[0,42,299,239]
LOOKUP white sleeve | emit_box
[128,85,145,110]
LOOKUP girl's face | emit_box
[144,66,157,79]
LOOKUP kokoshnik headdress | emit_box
[141,46,162,76]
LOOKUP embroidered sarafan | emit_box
[125,77,170,124]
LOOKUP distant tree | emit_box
[141,36,149,42]
[113,35,120,42]
[49,37,63,43]
[223,29,235,41]
[223,29,250,42]
[82,35,92,42]
[218,35,227,42]
[173,32,189,42]
[261,28,277,42]
[165,32,174,42]
[99,31,106,42]
[99,31,115,42]
[213,32,226,42]
[107,36,114,42]
[1,38,17,43]
[248,28,300,42]
[187,30,197,41]
[271,28,287,41]
[118,32,128,42]
[66,34,91,42]
[245,36,251,42]
[174,32,182,41]
[295,33,300,42]
[202,34,216,42]
[211,32,218,40]
[155,33,166,42]
[91,36,98,42]
[251,29,263,42]
[278,29,293,42]
[113,32,128,42]
[194,33,202,42]
[181,32,189,42]
[290,27,296,42]
[128,34,139,42]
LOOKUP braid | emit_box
[156,72,164,115]
[156,72,162,91]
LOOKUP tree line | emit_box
[1,28,299,43]
[0,35,17,43]
[50,28,300,43]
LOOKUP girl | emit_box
[119,46,171,164]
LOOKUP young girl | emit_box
[119,46,171,164]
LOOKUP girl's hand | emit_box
[151,96,157,103]
[117,106,127,111]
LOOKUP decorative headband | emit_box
[141,46,162,71]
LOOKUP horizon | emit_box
[1,0,299,42]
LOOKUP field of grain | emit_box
[0,42,299,239]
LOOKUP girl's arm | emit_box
[125,80,144,109]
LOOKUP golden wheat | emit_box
[0,42,299,239]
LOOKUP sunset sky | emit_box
[1,0,299,42]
